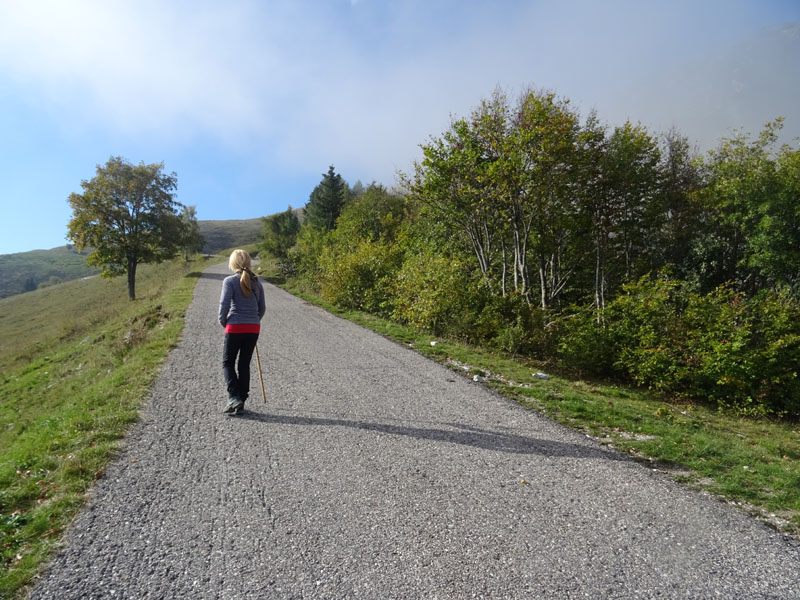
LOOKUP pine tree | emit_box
[305,165,346,231]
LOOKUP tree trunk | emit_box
[538,256,547,310]
[127,258,137,301]
[512,227,521,293]
[519,225,530,301]
[501,241,507,297]
[594,238,604,322]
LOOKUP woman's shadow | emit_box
[235,409,628,462]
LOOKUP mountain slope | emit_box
[197,218,264,254]
[0,245,97,299]
[0,216,275,299]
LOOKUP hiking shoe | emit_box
[223,398,243,414]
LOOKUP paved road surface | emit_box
[31,262,800,599]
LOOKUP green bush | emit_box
[556,307,620,376]
[607,274,695,394]
[495,317,529,358]
[681,286,755,405]
[285,226,330,289]
[745,289,800,416]
[392,252,476,335]
[474,293,555,358]
[559,273,800,417]
[318,241,402,314]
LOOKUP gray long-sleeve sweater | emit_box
[218,274,266,327]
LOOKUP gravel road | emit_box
[30,261,800,599]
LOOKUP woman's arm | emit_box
[257,280,266,319]
[218,279,233,326]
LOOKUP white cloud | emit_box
[0,0,796,187]
[0,1,279,143]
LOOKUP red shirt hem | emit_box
[225,323,261,334]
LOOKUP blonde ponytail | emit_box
[239,269,255,298]
[228,249,256,297]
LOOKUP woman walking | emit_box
[218,249,266,415]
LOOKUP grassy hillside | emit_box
[197,209,304,254]
[198,218,265,254]
[0,246,97,299]
[0,216,278,300]
[0,255,217,598]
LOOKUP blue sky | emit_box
[1,0,798,254]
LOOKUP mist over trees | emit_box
[275,88,800,418]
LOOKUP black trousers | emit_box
[222,333,259,401]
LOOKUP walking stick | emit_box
[255,343,267,404]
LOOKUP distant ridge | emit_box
[0,245,97,299]
[197,208,304,254]
[198,218,264,254]
[0,215,293,299]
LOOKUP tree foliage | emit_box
[179,205,204,260]
[331,183,405,246]
[315,184,405,313]
[279,92,800,418]
[67,156,187,300]
[305,165,347,231]
[689,119,800,292]
[260,206,301,259]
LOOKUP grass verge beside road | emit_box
[0,256,216,599]
[283,285,800,538]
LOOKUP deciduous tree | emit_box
[179,205,204,260]
[657,128,702,279]
[260,206,301,258]
[67,156,186,300]
[691,120,784,292]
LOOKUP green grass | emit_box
[283,284,800,537]
[0,255,216,599]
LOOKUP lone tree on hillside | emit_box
[305,165,347,231]
[67,156,188,300]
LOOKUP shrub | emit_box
[556,307,620,376]
[285,226,330,290]
[318,241,402,314]
[563,272,800,417]
[607,274,694,394]
[475,294,555,358]
[681,286,755,406]
[745,289,800,416]
[392,252,476,335]
[495,317,529,358]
